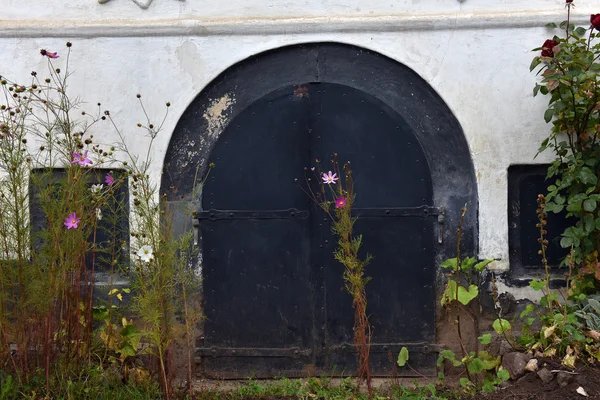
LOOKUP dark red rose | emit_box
[541,39,558,57]
[591,14,600,30]
[566,0,573,3]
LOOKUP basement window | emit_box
[29,169,129,280]
[508,165,572,279]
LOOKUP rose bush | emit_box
[529,0,600,366]
[532,2,600,287]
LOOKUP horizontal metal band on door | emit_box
[196,206,442,221]
[326,342,444,354]
[196,342,443,359]
[196,347,312,358]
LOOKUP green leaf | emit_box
[474,259,493,272]
[591,63,600,72]
[545,202,564,213]
[554,100,566,112]
[397,347,409,367]
[566,313,578,325]
[493,319,512,335]
[457,284,479,305]
[574,293,586,302]
[520,304,535,318]
[540,293,559,307]
[118,343,137,357]
[436,355,445,367]
[560,236,574,248]
[439,349,462,367]
[478,333,492,345]
[122,288,131,294]
[482,380,496,393]
[575,26,588,37]
[120,324,138,339]
[1,375,12,397]
[577,167,598,185]
[459,378,470,389]
[497,369,510,382]
[529,279,546,291]
[441,280,457,306]
[477,351,501,370]
[426,384,437,397]
[566,194,583,212]
[530,57,542,72]
[467,357,485,374]
[553,313,563,323]
[538,137,550,154]
[554,194,565,205]
[585,214,595,233]
[461,257,477,272]
[584,199,597,212]
[545,22,558,28]
[92,306,109,322]
[544,108,554,123]
[440,257,458,269]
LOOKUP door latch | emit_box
[192,218,200,247]
[437,208,445,244]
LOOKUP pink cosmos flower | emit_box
[47,52,59,59]
[322,171,338,184]
[71,150,92,166]
[64,212,81,229]
[335,196,347,208]
[105,173,114,186]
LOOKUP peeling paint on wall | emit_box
[202,94,234,139]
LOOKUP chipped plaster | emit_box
[202,94,234,139]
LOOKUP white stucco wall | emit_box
[1,0,598,275]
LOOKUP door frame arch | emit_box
[161,42,478,366]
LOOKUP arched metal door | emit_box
[161,43,478,380]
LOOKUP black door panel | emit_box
[199,83,436,378]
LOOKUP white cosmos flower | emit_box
[90,184,104,194]
[137,245,154,263]
[322,171,338,184]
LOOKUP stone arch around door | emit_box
[161,42,477,379]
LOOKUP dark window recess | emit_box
[508,165,572,278]
[30,169,129,278]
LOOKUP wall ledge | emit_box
[0,10,588,38]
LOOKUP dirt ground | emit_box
[482,359,600,400]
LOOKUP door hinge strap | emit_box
[197,206,441,220]
[327,342,442,354]
[197,346,312,358]
[197,209,309,221]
